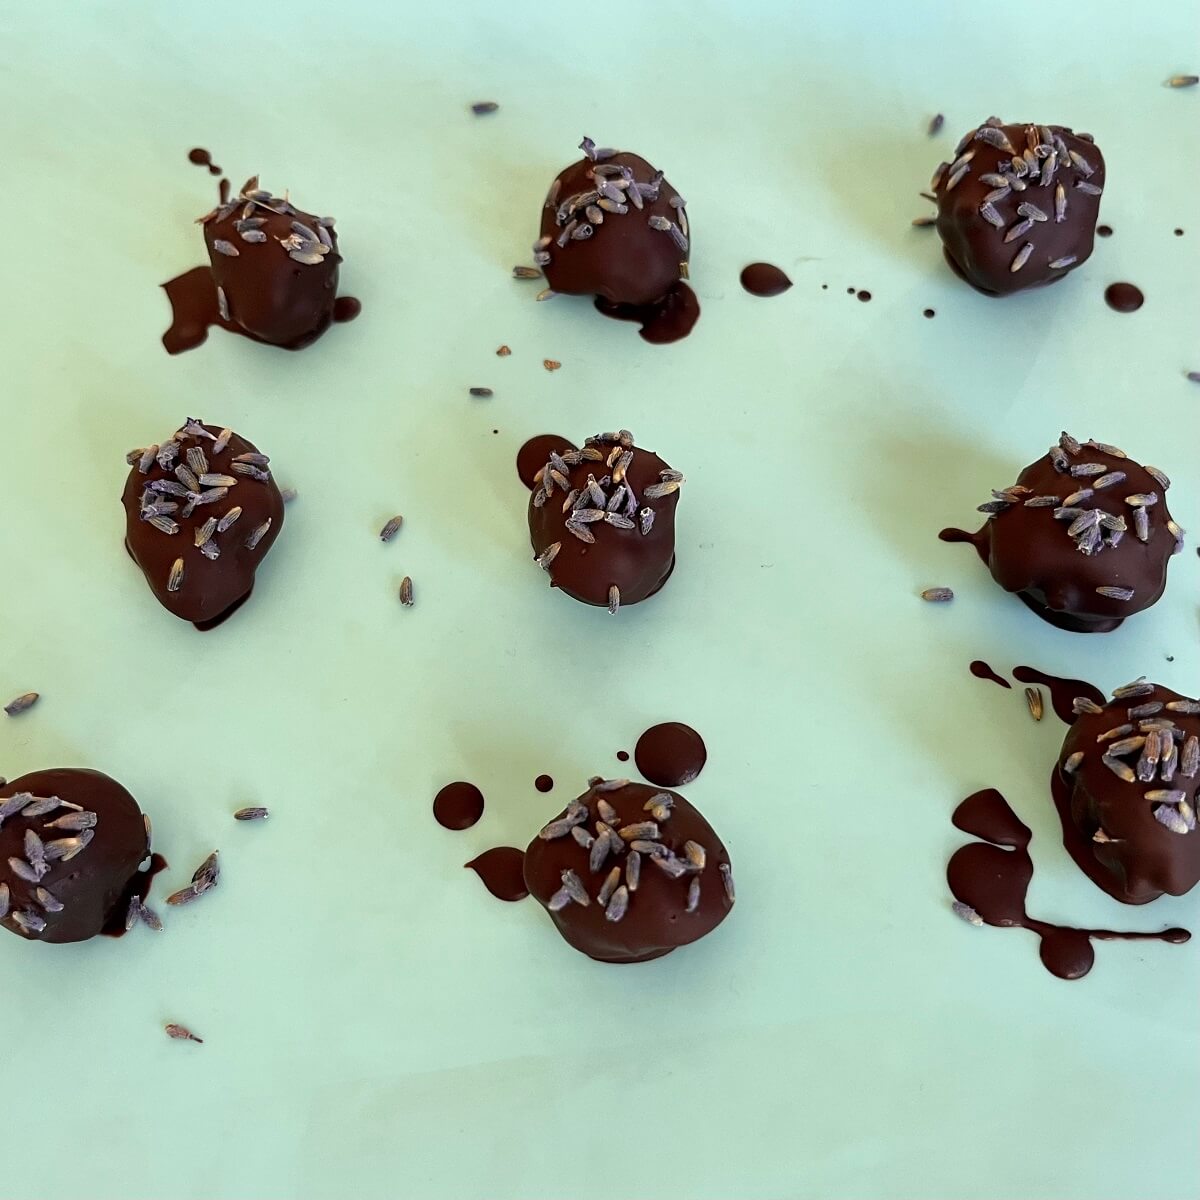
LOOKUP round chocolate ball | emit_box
[200,176,339,347]
[934,119,1104,295]
[963,433,1181,632]
[523,779,734,963]
[122,419,285,627]
[536,138,689,308]
[0,769,151,943]
[527,430,682,611]
[1057,681,1200,903]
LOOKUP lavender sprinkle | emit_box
[4,692,39,717]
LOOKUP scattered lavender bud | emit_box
[4,692,39,716]
[165,1023,203,1043]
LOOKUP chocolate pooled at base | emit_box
[523,780,734,963]
[196,175,340,348]
[944,432,1181,632]
[933,119,1104,295]
[532,137,699,342]
[0,770,152,943]
[1057,680,1200,904]
[526,430,682,611]
[121,419,285,626]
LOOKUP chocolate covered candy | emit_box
[934,119,1104,295]
[1057,681,1200,903]
[532,138,699,342]
[524,779,734,963]
[198,176,339,347]
[122,420,284,627]
[527,430,682,611]
[0,769,152,943]
[947,433,1181,632]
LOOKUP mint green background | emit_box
[1,1,1197,1197]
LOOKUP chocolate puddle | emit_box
[594,281,700,344]
[634,722,707,787]
[433,783,484,831]
[970,661,1011,689]
[948,789,1188,979]
[739,263,792,297]
[1011,666,1104,725]
[465,847,528,901]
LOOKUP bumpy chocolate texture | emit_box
[1059,682,1200,903]
[527,430,681,611]
[535,137,689,307]
[934,119,1104,295]
[198,176,339,347]
[122,419,285,625]
[0,769,150,943]
[524,780,734,963]
[968,432,1181,632]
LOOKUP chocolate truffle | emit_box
[198,176,339,347]
[1057,681,1200,903]
[0,769,151,943]
[535,137,690,307]
[523,779,734,963]
[933,119,1104,295]
[953,432,1181,632]
[122,419,285,626]
[527,430,682,612]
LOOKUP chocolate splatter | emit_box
[516,434,576,490]
[465,847,528,901]
[616,750,630,762]
[923,308,936,318]
[188,147,222,176]
[333,296,362,323]
[856,290,872,302]
[634,722,707,787]
[1104,282,1144,313]
[594,281,700,345]
[433,782,484,831]
[970,660,1011,689]
[948,788,1188,979]
[939,526,985,556]
[535,774,554,793]
[1011,666,1104,725]
[1097,224,1113,237]
[739,263,793,297]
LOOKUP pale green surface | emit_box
[0,1,1197,1197]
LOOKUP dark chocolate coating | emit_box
[0,770,149,943]
[201,179,339,347]
[523,781,733,963]
[538,146,688,307]
[935,121,1104,295]
[1056,684,1200,903]
[526,432,680,609]
[963,435,1179,631]
[122,421,284,625]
